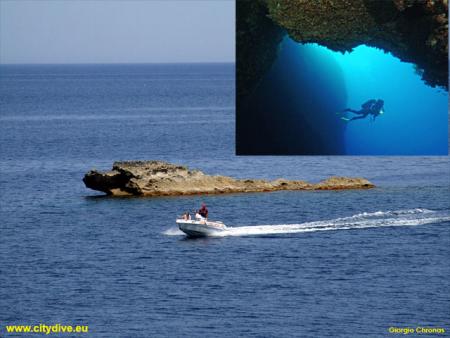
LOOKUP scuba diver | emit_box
[338,99,385,122]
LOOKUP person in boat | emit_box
[182,212,191,221]
[339,99,385,122]
[198,203,208,219]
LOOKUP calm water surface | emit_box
[1,64,449,337]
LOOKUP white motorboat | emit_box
[176,213,227,237]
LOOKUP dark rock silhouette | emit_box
[237,0,448,102]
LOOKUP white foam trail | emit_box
[164,209,450,237]
[218,209,450,237]
[221,216,449,237]
[163,227,184,236]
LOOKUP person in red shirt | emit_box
[198,203,208,219]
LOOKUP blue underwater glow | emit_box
[300,43,448,155]
[238,37,448,155]
[237,37,348,154]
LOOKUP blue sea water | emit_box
[1,64,450,337]
[238,37,448,155]
[314,44,448,155]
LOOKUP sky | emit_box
[0,0,235,64]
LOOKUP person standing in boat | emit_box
[198,203,208,219]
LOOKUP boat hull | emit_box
[176,220,227,238]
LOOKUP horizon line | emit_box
[0,61,236,66]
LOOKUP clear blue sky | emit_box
[0,0,235,64]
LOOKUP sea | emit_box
[1,63,449,337]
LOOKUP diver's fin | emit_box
[341,117,350,122]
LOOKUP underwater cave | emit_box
[236,0,448,155]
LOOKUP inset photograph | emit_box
[236,0,448,155]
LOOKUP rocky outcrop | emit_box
[266,0,448,88]
[83,161,375,196]
[236,0,284,103]
[237,0,448,102]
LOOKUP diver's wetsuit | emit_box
[341,99,384,121]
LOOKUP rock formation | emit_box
[236,0,284,104]
[83,161,375,196]
[237,0,448,103]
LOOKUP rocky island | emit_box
[83,161,375,196]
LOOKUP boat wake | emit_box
[163,209,450,238]
[163,227,185,236]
